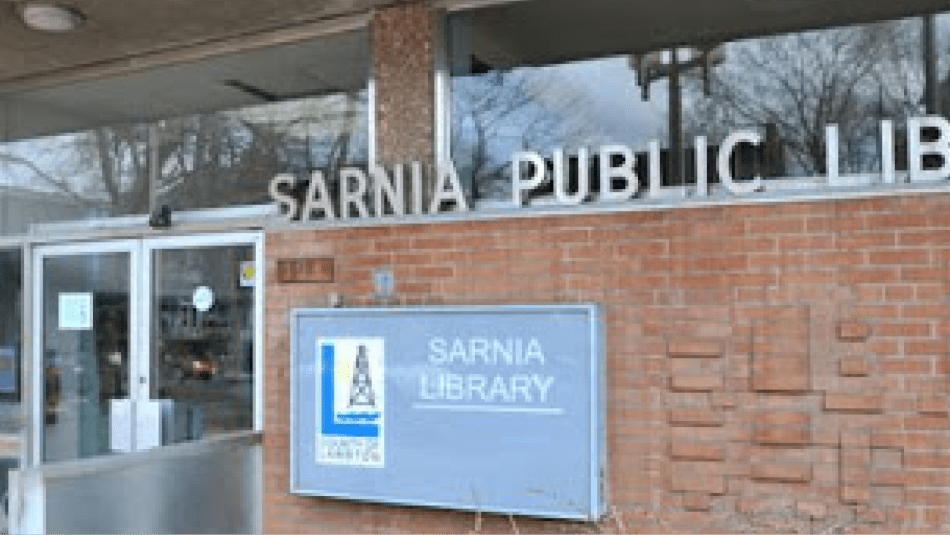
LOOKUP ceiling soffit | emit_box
[0,0,382,88]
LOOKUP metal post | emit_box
[147,124,159,214]
[668,48,684,187]
[20,243,32,469]
[924,14,939,115]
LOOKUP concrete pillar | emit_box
[373,1,436,179]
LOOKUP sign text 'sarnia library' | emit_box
[2,1,950,533]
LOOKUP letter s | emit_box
[428,338,447,364]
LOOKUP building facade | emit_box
[1,0,950,533]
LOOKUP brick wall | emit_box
[263,192,950,533]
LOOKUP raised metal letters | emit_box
[271,116,950,222]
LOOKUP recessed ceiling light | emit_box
[19,3,85,32]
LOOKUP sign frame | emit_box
[289,304,605,521]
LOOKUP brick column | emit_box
[373,0,436,171]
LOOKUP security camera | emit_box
[149,204,172,228]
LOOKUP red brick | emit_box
[751,463,812,483]
[905,454,950,469]
[904,340,945,355]
[872,448,903,469]
[887,212,935,227]
[810,250,863,267]
[754,427,810,446]
[670,442,725,461]
[841,486,871,505]
[876,322,932,337]
[840,428,871,448]
[796,501,826,519]
[844,266,901,284]
[871,469,907,487]
[837,320,872,342]
[917,396,949,416]
[903,416,950,430]
[755,411,810,427]
[682,492,711,512]
[839,232,897,248]
[710,392,738,409]
[751,353,809,392]
[666,338,724,358]
[670,462,725,494]
[882,358,932,374]
[856,506,886,524]
[668,409,723,427]
[618,241,668,256]
[779,234,834,251]
[747,217,806,235]
[753,412,810,446]
[823,393,884,414]
[669,374,723,392]
[901,266,944,283]
[901,303,949,318]
[752,375,810,393]
[868,249,930,265]
[839,355,870,377]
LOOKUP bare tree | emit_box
[686,19,923,175]
[452,68,595,199]
[0,91,368,224]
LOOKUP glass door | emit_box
[145,234,262,445]
[33,233,262,463]
[33,241,139,463]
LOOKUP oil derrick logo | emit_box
[318,337,385,467]
[348,345,376,407]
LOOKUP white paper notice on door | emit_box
[59,292,93,330]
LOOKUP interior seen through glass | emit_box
[42,252,129,462]
[151,245,255,444]
[41,243,255,461]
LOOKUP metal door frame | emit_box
[31,232,263,465]
[31,240,142,465]
[141,232,264,433]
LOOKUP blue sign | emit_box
[0,347,17,397]
[291,305,604,520]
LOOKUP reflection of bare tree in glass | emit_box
[0,150,98,208]
[0,91,367,220]
[687,20,923,175]
[91,125,154,214]
[452,70,592,200]
[154,91,368,211]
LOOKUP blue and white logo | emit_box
[317,337,384,467]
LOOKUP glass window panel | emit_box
[688,19,925,176]
[0,28,369,235]
[151,245,255,443]
[0,130,148,235]
[0,249,23,433]
[42,252,130,462]
[154,91,369,212]
[449,4,948,203]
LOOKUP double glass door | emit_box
[33,233,262,463]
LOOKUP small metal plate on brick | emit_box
[277,257,334,283]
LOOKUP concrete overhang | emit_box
[0,0,378,141]
[0,0,382,86]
